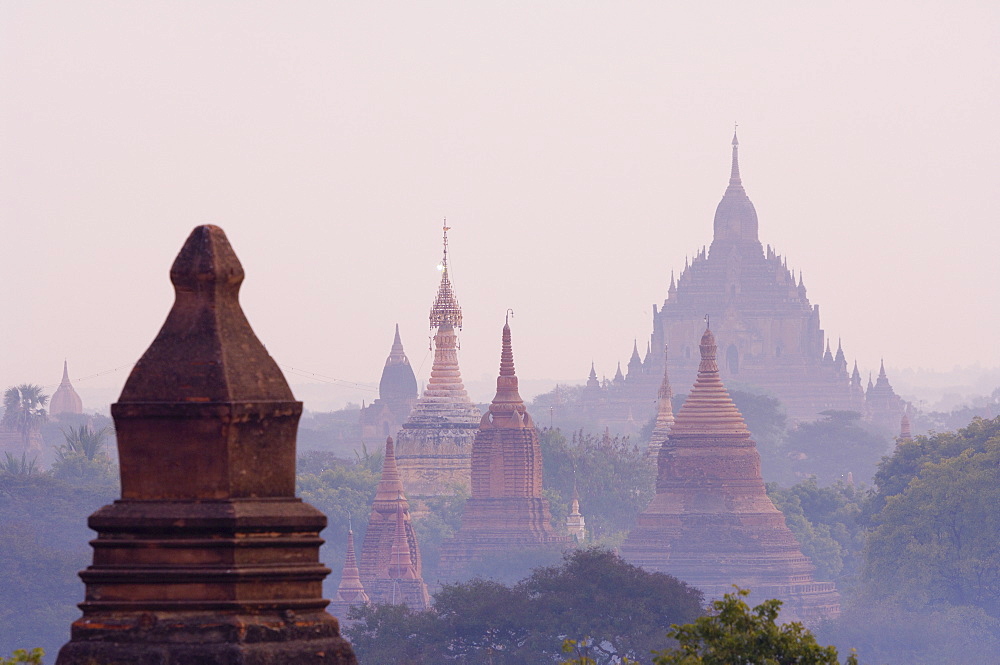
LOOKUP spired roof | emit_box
[50,360,83,415]
[711,129,761,254]
[669,327,749,439]
[379,324,418,402]
[429,222,462,330]
[481,320,533,429]
[334,528,370,605]
[375,436,407,507]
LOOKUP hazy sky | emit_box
[2,2,999,410]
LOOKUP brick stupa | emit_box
[56,226,356,665]
[621,326,840,624]
[50,361,84,416]
[395,223,481,498]
[439,320,571,579]
[329,527,369,622]
[357,436,430,609]
[645,345,674,465]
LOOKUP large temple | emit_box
[358,324,419,441]
[438,320,571,580]
[394,224,482,498]
[621,326,840,624]
[357,436,430,610]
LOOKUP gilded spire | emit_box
[335,528,370,605]
[670,327,750,438]
[429,221,462,330]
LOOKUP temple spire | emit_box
[334,527,370,606]
[386,498,417,581]
[429,221,462,330]
[484,320,530,429]
[730,127,741,185]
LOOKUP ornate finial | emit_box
[348,515,353,534]
[429,222,463,330]
[506,308,514,325]
[705,314,711,330]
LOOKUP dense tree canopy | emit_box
[347,548,704,665]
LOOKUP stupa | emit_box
[359,324,419,441]
[50,361,83,416]
[56,226,355,665]
[357,436,430,609]
[645,345,674,464]
[329,526,369,623]
[621,325,840,624]
[395,223,482,497]
[866,360,906,434]
[439,319,571,579]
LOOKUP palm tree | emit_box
[1,384,49,452]
[0,451,39,476]
[57,424,111,462]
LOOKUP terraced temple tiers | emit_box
[621,326,840,625]
[439,321,571,580]
[395,223,481,498]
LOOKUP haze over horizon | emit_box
[3,2,999,412]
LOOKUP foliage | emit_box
[785,411,890,485]
[347,548,703,665]
[0,649,44,665]
[864,430,1000,615]
[51,425,116,484]
[0,452,39,477]
[0,473,117,657]
[540,429,655,539]
[411,485,468,582]
[560,639,638,665]
[1,385,49,450]
[653,588,858,665]
[766,479,865,583]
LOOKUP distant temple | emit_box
[866,361,906,433]
[49,361,83,416]
[439,320,571,579]
[359,325,419,441]
[577,133,903,431]
[645,345,675,464]
[395,224,481,498]
[357,436,430,609]
[621,326,840,624]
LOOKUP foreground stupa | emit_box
[395,223,481,497]
[56,226,355,665]
[439,320,571,579]
[621,326,839,624]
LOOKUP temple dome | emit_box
[711,130,761,255]
[378,324,418,402]
[50,361,83,415]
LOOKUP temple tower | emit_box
[867,360,906,434]
[438,320,571,579]
[621,326,840,625]
[395,223,481,497]
[50,361,83,416]
[56,226,355,665]
[359,324,419,440]
[329,527,370,623]
[358,437,430,609]
[645,345,675,464]
[644,132,858,421]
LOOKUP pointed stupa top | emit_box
[729,128,742,186]
[668,270,677,296]
[647,345,676,453]
[482,320,532,429]
[644,341,653,367]
[613,362,625,384]
[379,325,419,401]
[588,362,597,381]
[386,499,417,580]
[712,129,760,252]
[900,411,912,441]
[867,373,874,392]
[871,359,898,396]
[50,360,83,415]
[851,361,862,383]
[823,341,833,362]
[374,436,408,506]
[627,339,643,377]
[429,221,462,330]
[835,339,846,364]
[335,528,370,605]
[669,327,750,438]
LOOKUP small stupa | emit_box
[50,361,83,416]
[329,525,370,623]
[621,325,840,624]
[645,345,674,464]
[357,436,430,609]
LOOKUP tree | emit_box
[0,650,44,665]
[1,385,48,451]
[0,452,38,477]
[652,588,858,665]
[785,411,889,485]
[51,424,116,484]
